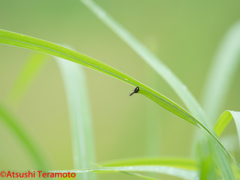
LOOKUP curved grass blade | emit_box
[0,29,198,125]
[7,52,48,104]
[55,55,97,180]
[80,0,206,124]
[215,111,240,139]
[0,29,239,173]
[78,2,236,178]
[100,157,197,170]
[201,21,240,123]
[51,166,198,180]
[0,102,48,171]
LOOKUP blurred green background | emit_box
[0,0,240,179]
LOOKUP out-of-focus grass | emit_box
[79,1,239,179]
[1,1,240,180]
[0,103,48,172]
[55,53,97,180]
[7,52,48,105]
[1,28,240,179]
[100,157,197,170]
[201,21,240,124]
[52,166,198,180]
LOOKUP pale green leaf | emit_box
[7,52,48,104]
[0,103,48,171]
[52,166,198,180]
[0,29,239,174]
[80,0,206,124]
[55,54,96,180]
[79,1,236,179]
[196,141,218,180]
[202,21,240,123]
[100,157,197,170]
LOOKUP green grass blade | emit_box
[58,172,159,180]
[196,140,218,180]
[55,55,96,180]
[146,70,163,156]
[119,171,160,180]
[199,21,240,180]
[215,111,240,138]
[52,166,198,180]
[0,29,198,125]
[100,157,197,170]
[144,38,162,157]
[7,52,48,104]
[80,0,206,124]
[0,29,239,174]
[79,2,238,178]
[199,155,216,180]
[201,21,240,123]
[0,102,48,171]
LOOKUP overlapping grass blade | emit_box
[0,29,239,176]
[55,55,96,180]
[196,141,218,180]
[80,0,206,124]
[0,103,48,171]
[146,70,163,156]
[0,29,198,125]
[6,43,97,179]
[215,111,240,138]
[52,166,198,180]
[100,157,197,170]
[79,1,237,179]
[221,135,239,152]
[7,52,48,104]
[201,21,240,123]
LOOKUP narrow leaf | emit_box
[0,103,48,171]
[100,157,197,170]
[215,110,240,140]
[80,0,206,124]
[79,2,236,178]
[202,21,240,123]
[0,29,239,172]
[52,166,198,180]
[7,52,48,104]
[55,55,96,180]
[196,141,218,180]
[117,171,160,180]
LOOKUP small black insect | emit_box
[130,86,139,96]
